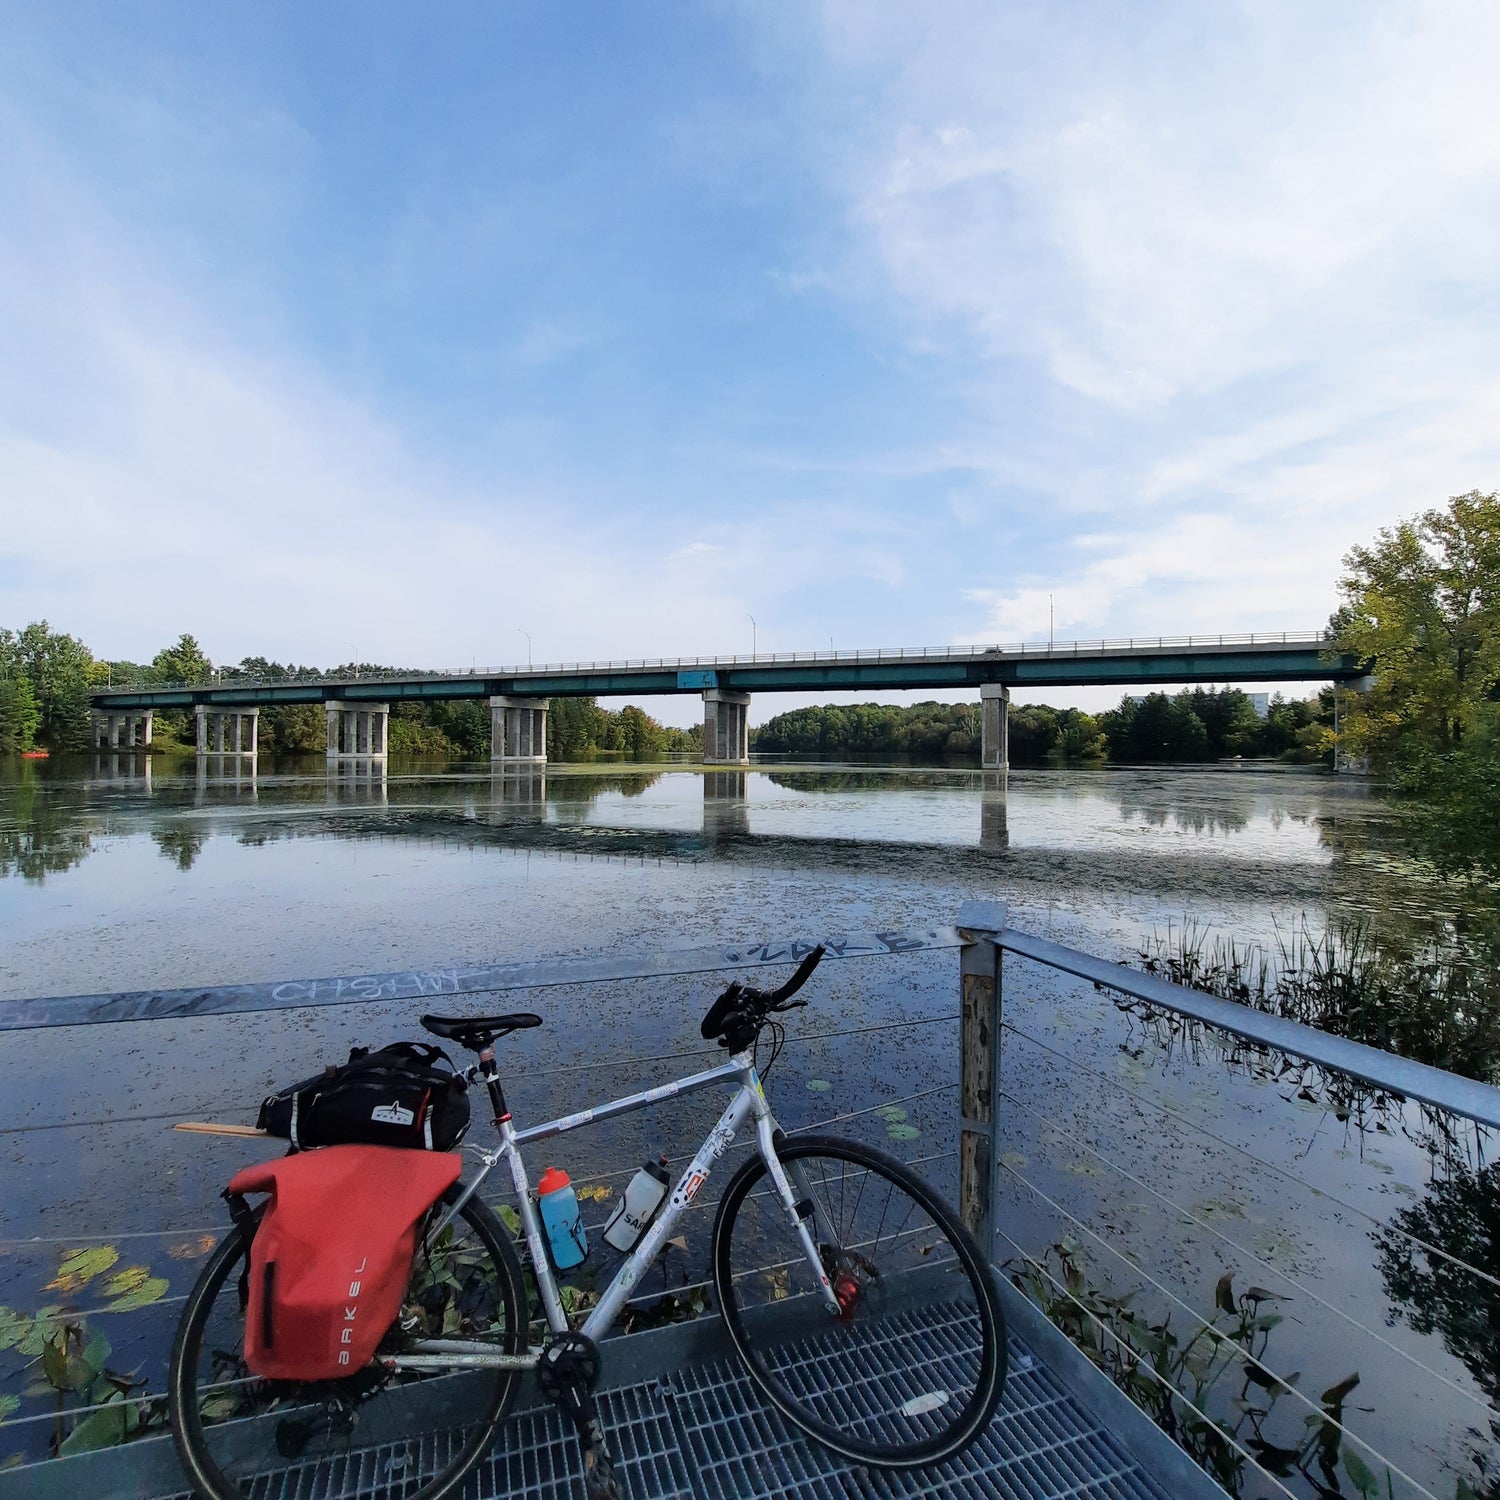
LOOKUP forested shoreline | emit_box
[751,687,1331,765]
[3,487,1496,800]
[0,630,701,760]
[0,620,1330,767]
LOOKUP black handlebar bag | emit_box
[257,1042,471,1151]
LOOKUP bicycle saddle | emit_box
[421,1012,543,1049]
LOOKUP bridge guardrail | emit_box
[94,630,1335,696]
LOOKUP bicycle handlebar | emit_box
[700,945,826,1041]
[756,945,826,1007]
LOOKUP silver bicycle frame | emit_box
[390,1050,838,1372]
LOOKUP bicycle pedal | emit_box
[584,1444,622,1500]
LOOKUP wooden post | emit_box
[957,900,1005,1254]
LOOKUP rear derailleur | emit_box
[537,1331,621,1500]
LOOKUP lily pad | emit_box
[103,1275,169,1313]
[805,1080,833,1093]
[886,1123,921,1142]
[46,1246,119,1294]
[58,1395,128,1455]
[874,1106,908,1123]
[102,1266,152,1298]
[166,1235,219,1261]
[0,1308,29,1352]
[0,1396,16,1421]
[1061,1160,1103,1177]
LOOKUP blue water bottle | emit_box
[536,1166,588,1269]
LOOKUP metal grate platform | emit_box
[461,1312,1178,1500]
[12,1286,1216,1500]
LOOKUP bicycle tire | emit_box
[712,1133,1006,1467]
[169,1184,526,1500]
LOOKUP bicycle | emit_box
[168,946,1007,1500]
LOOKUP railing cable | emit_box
[992,1222,1303,1500]
[998,1160,1443,1500]
[998,1084,1493,1416]
[1002,1017,1500,1295]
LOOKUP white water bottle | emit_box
[604,1155,670,1252]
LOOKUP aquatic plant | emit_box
[1125,917,1500,1162]
[0,1245,172,1464]
[1009,1239,1485,1500]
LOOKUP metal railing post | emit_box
[957,900,1006,1253]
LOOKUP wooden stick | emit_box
[173,1122,271,1138]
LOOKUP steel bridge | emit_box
[85,631,1361,770]
[92,631,1353,712]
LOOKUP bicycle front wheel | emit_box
[169,1186,526,1500]
[712,1134,1006,1468]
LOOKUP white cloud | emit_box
[0,108,869,672]
[751,0,1500,638]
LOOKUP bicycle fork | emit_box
[751,1110,844,1319]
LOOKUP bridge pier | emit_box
[703,770,750,843]
[490,696,548,765]
[980,770,1009,851]
[196,758,258,803]
[325,701,388,762]
[195,707,258,759]
[980,684,1009,771]
[490,768,548,821]
[93,709,153,751]
[325,759,388,804]
[703,689,750,765]
[1333,677,1374,775]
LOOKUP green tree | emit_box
[1180,688,1262,758]
[1333,489,1500,767]
[1053,708,1107,762]
[0,621,98,750]
[616,705,663,759]
[152,634,212,687]
[261,703,326,754]
[1099,693,1210,762]
[0,674,41,752]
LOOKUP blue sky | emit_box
[4,2,1498,721]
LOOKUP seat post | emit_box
[477,1045,511,1126]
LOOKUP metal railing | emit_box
[0,928,969,1484]
[6,906,1485,1496]
[955,901,1500,1500]
[93,630,1334,696]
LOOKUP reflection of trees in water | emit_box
[767,771,936,794]
[545,772,662,812]
[0,776,93,883]
[152,826,205,870]
[1110,784,1251,836]
[1374,1161,1500,1497]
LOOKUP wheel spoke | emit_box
[170,1189,525,1500]
[714,1136,1006,1469]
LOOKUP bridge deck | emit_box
[91,630,1358,710]
[8,1279,1222,1500]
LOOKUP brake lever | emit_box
[774,999,809,1012]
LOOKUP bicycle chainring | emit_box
[537,1331,601,1404]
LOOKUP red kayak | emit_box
[20,750,49,759]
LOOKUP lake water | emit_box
[0,756,1492,1496]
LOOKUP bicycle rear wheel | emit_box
[169,1186,526,1500]
[712,1134,1006,1468]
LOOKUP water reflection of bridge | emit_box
[22,765,1376,908]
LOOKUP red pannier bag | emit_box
[227,1145,462,1381]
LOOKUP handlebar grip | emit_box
[764,945,826,1005]
[701,981,744,1040]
